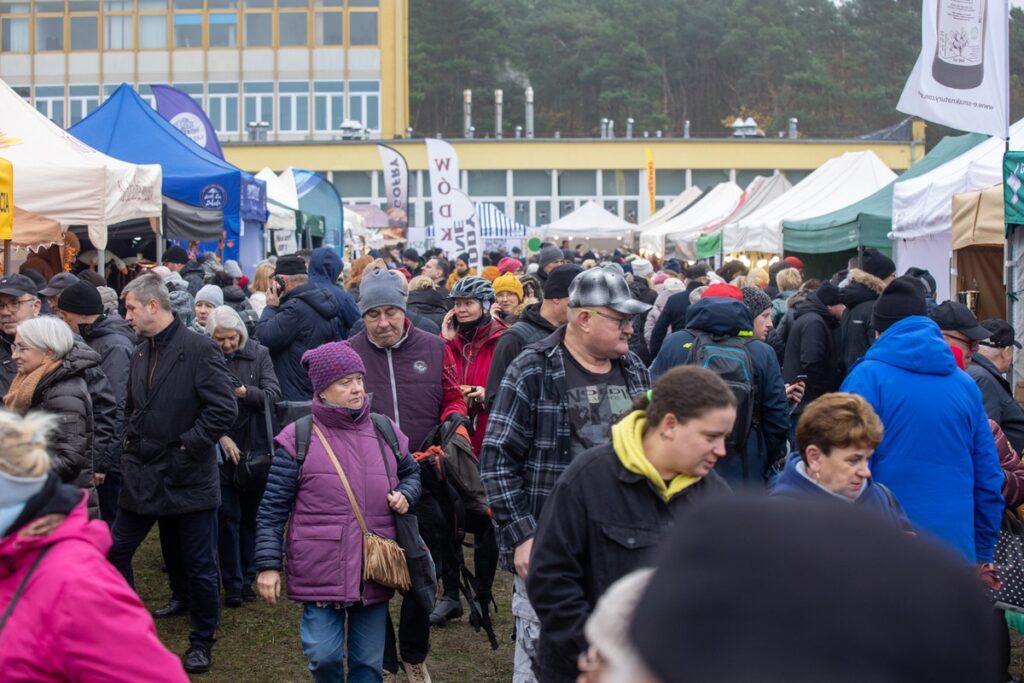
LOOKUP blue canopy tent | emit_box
[69,83,266,263]
[290,168,343,256]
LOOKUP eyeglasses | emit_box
[11,343,38,355]
[0,298,35,312]
[944,332,980,350]
[581,308,633,330]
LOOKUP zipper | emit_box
[386,348,400,426]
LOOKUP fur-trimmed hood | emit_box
[847,268,886,295]
[840,268,885,308]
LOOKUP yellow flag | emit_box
[644,147,656,215]
[0,157,11,241]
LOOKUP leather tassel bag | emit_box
[313,424,412,592]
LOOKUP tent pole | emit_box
[155,214,164,264]
[2,239,9,275]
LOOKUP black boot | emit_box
[183,647,212,674]
[153,598,189,619]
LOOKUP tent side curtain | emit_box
[162,196,225,241]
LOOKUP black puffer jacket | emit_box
[782,293,843,412]
[407,287,448,328]
[627,279,659,365]
[839,269,885,375]
[79,314,136,474]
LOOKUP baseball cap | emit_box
[0,274,38,297]
[979,319,1021,349]
[568,266,652,315]
[930,301,991,341]
[39,272,80,297]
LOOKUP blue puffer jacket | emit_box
[841,316,1003,563]
[650,297,790,486]
[308,248,360,338]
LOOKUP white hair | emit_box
[0,410,55,477]
[17,316,74,359]
[204,305,249,348]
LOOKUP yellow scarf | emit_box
[612,410,699,501]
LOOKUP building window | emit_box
[314,80,343,132]
[243,10,270,45]
[103,0,133,49]
[1,10,29,53]
[173,12,201,47]
[278,81,309,133]
[347,80,379,131]
[172,0,202,8]
[35,85,66,126]
[467,171,506,197]
[348,0,377,5]
[602,169,639,196]
[558,171,596,196]
[35,15,64,51]
[314,5,341,46]
[208,11,237,47]
[279,10,307,46]
[139,0,168,48]
[244,81,273,130]
[69,85,100,125]
[70,15,98,49]
[349,10,375,45]
[173,81,204,109]
[208,82,239,134]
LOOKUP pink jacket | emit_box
[0,494,188,682]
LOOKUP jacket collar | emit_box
[972,353,1012,389]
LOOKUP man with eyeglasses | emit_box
[482,266,650,683]
[0,274,42,392]
[931,300,991,369]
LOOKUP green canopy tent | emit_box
[782,133,986,254]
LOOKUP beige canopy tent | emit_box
[951,184,1005,320]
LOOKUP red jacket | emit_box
[0,493,188,682]
[448,316,507,454]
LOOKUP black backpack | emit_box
[683,329,759,479]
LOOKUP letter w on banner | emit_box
[377,144,409,235]
[897,0,1009,138]
[425,138,461,259]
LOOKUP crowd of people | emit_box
[0,238,1019,682]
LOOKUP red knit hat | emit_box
[703,283,744,300]
[498,256,522,274]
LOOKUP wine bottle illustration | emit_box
[932,0,987,89]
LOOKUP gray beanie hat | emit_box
[97,286,119,315]
[538,243,564,268]
[741,286,772,318]
[358,268,407,315]
[223,259,243,279]
[195,284,224,307]
[169,290,196,326]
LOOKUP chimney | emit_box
[788,117,798,139]
[463,89,472,138]
[683,120,691,139]
[626,118,634,139]
[525,86,535,139]
[494,89,503,139]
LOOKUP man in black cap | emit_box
[254,254,344,400]
[163,245,206,296]
[965,318,1024,453]
[0,274,41,391]
[402,248,422,277]
[39,272,80,312]
[783,281,845,413]
[648,262,711,358]
[931,300,993,368]
[839,248,896,374]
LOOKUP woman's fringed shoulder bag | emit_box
[313,424,412,592]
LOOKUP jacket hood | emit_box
[792,293,829,320]
[612,410,699,500]
[81,314,136,344]
[684,297,753,336]
[0,491,105,572]
[520,302,558,332]
[180,260,205,277]
[407,287,447,312]
[222,284,248,305]
[285,282,341,320]
[309,248,343,285]
[860,315,957,376]
[61,339,103,376]
[840,269,884,307]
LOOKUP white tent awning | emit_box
[635,186,704,233]
[639,182,744,257]
[543,200,635,238]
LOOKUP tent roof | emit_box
[784,133,986,253]
[257,167,299,211]
[724,151,897,253]
[893,118,1024,240]
[635,186,704,232]
[0,78,162,249]
[952,184,1004,250]
[544,200,635,237]
[639,182,743,257]
[695,175,792,259]
[476,202,529,236]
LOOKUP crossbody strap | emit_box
[0,545,52,636]
[312,424,369,536]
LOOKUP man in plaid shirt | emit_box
[481,266,651,683]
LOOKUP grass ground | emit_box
[135,531,514,682]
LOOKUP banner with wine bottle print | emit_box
[897,0,1008,138]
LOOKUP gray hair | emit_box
[17,316,74,359]
[205,305,248,348]
[122,273,172,312]
[0,410,55,477]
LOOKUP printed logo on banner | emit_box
[170,112,208,147]
[200,184,226,209]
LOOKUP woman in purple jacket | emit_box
[254,341,421,683]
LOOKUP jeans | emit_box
[300,602,388,683]
[218,470,263,595]
[108,507,221,651]
[512,576,540,683]
[97,470,122,526]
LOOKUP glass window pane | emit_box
[104,15,132,48]
[1,17,30,52]
[173,13,201,47]
[296,96,308,131]
[207,0,236,7]
[333,171,371,197]
[349,11,375,45]
[208,13,236,46]
[314,97,326,130]
[242,0,271,6]
[172,0,201,8]
[349,96,362,124]
[103,0,133,9]
[314,10,340,45]
[314,0,341,5]
[467,171,506,197]
[513,170,551,196]
[366,94,378,130]
[558,171,596,196]
[279,11,306,46]
[36,2,64,11]
[602,169,639,195]
[70,1,99,9]
[139,13,167,47]
[278,0,307,6]
[348,0,377,5]
[138,0,166,7]
[280,99,291,131]
[0,3,32,11]
[655,170,685,195]
[225,97,238,131]
[35,17,64,51]
[70,15,98,50]
[244,12,271,46]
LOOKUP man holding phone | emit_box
[782,281,846,416]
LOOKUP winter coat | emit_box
[255,282,344,401]
[484,302,560,410]
[447,316,507,454]
[967,354,1024,455]
[644,283,685,346]
[407,287,449,329]
[481,327,651,571]
[769,452,911,528]
[527,442,729,683]
[650,297,790,485]
[249,291,268,318]
[841,316,1004,563]
[121,318,238,516]
[180,260,206,296]
[254,398,421,604]
[446,267,478,292]
[649,281,704,358]
[627,278,658,365]
[349,321,466,452]
[839,269,885,375]
[0,332,14,393]
[0,479,188,682]
[308,248,361,338]
[991,420,1024,508]
[781,293,843,411]
[78,314,136,475]
[770,289,797,328]
[223,340,281,455]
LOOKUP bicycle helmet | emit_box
[449,275,495,302]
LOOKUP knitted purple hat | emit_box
[301,341,366,397]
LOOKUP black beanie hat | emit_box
[630,497,998,683]
[815,280,841,306]
[163,245,190,265]
[861,248,896,280]
[274,254,307,276]
[543,264,583,299]
[57,280,104,316]
[873,275,927,334]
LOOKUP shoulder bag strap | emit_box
[370,413,400,489]
[0,545,52,636]
[262,393,275,453]
[312,423,369,536]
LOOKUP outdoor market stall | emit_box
[543,200,636,249]
[695,174,793,261]
[634,186,704,233]
[639,182,743,259]
[951,183,1005,320]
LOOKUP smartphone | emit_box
[274,275,286,292]
[228,373,243,387]
[447,315,460,330]
[795,374,808,384]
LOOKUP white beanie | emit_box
[632,258,654,279]
[195,284,224,307]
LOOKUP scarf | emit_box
[458,312,491,342]
[4,357,62,413]
[612,411,699,502]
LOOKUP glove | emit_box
[976,562,1002,591]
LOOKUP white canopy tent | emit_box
[544,200,636,240]
[639,182,744,258]
[722,151,897,254]
[256,167,299,232]
[634,186,704,233]
[0,78,162,251]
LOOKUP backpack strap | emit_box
[294,415,313,466]
[371,413,402,463]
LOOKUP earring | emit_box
[660,431,671,441]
